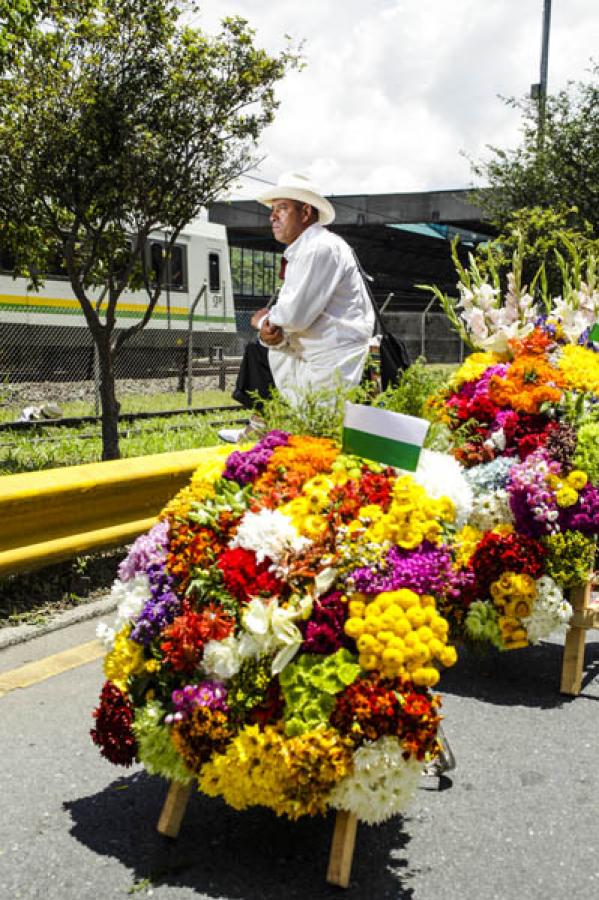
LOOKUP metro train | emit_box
[0,220,237,381]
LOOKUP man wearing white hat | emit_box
[250,172,375,402]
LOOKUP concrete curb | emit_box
[0,595,118,650]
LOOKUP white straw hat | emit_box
[257,172,336,225]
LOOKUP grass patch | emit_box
[0,400,246,474]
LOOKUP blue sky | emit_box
[193,0,599,199]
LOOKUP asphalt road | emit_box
[1,611,598,900]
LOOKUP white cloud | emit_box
[193,0,599,198]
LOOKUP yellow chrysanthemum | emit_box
[558,344,599,393]
[344,589,455,682]
[160,445,231,519]
[448,351,505,389]
[104,625,154,693]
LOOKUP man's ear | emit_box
[301,204,317,225]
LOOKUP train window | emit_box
[147,241,187,291]
[208,253,220,293]
[229,246,283,298]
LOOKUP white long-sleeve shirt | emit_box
[266,223,375,400]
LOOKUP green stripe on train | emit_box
[0,302,236,324]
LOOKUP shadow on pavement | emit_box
[439,638,599,709]
[64,770,415,899]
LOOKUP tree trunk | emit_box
[95,331,121,460]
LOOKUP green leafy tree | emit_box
[0,0,298,458]
[470,63,599,235]
[474,206,599,297]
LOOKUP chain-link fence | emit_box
[0,321,246,422]
[0,308,462,422]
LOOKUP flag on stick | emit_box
[342,402,429,471]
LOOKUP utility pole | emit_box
[530,0,552,150]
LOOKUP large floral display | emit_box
[427,245,598,651]
[91,432,470,823]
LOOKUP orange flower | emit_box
[489,354,564,414]
[253,435,339,505]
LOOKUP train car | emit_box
[0,220,237,382]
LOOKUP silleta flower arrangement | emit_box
[425,242,599,651]
[91,432,468,824]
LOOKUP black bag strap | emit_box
[351,248,390,337]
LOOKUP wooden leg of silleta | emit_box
[560,582,592,696]
[326,811,358,888]
[157,780,193,838]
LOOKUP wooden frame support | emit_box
[326,810,358,889]
[156,782,359,889]
[157,781,193,838]
[560,582,597,696]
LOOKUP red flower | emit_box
[217,546,286,603]
[330,673,441,759]
[90,681,137,766]
[468,531,545,597]
[161,609,218,674]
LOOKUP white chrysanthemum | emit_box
[95,573,151,649]
[202,634,243,680]
[229,508,311,564]
[523,576,573,644]
[411,449,473,528]
[329,737,422,825]
[469,489,513,531]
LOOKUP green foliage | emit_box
[542,531,597,588]
[256,382,361,441]
[279,649,361,737]
[133,701,193,783]
[371,358,450,419]
[573,422,599,484]
[469,64,599,235]
[473,206,599,298]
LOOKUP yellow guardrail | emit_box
[0,447,222,577]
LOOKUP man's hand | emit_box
[259,320,284,346]
[251,307,270,329]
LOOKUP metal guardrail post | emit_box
[186,281,207,407]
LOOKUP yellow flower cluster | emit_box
[104,625,159,693]
[344,590,457,686]
[347,476,455,550]
[159,446,231,520]
[453,525,483,567]
[198,724,353,819]
[489,572,537,650]
[281,473,337,539]
[558,344,599,394]
[547,469,587,508]
[449,352,505,389]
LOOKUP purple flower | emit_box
[166,680,229,722]
[222,430,290,485]
[300,591,349,654]
[130,564,181,645]
[560,484,599,536]
[118,520,170,581]
[348,542,457,597]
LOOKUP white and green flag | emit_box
[342,402,429,471]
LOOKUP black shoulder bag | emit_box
[352,251,411,389]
